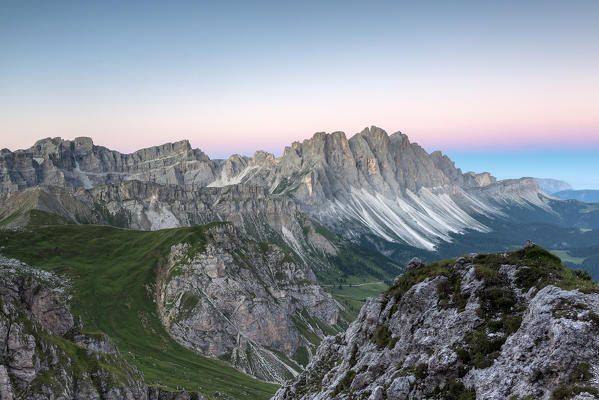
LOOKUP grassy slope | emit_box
[0,221,277,399]
[550,250,586,265]
[318,244,401,321]
[326,282,388,321]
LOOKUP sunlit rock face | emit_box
[0,127,550,250]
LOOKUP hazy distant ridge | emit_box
[536,178,572,194]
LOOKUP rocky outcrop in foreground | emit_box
[273,244,599,399]
[0,256,201,400]
[157,224,342,383]
[0,255,146,399]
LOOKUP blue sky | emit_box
[1,0,598,188]
[445,150,599,190]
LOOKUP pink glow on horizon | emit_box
[2,1,599,161]
[3,120,598,159]
[2,73,598,157]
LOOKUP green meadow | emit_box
[1,222,278,399]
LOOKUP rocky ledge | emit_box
[273,244,599,400]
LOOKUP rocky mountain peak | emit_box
[72,136,95,154]
[31,136,64,148]
[0,127,552,251]
[274,244,599,399]
[464,171,496,187]
[253,150,277,165]
[29,136,95,154]
[330,131,347,140]
[353,125,391,146]
[129,138,194,158]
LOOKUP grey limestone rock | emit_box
[0,366,13,400]
[0,128,551,251]
[0,255,195,400]
[273,248,599,399]
[157,224,342,383]
[405,257,424,272]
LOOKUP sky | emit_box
[1,1,598,188]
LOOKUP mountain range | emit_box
[2,127,597,271]
[1,126,598,398]
[535,179,599,203]
[0,127,566,248]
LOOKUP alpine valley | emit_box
[1,126,598,399]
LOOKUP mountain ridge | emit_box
[0,127,550,252]
[2,127,492,192]
[536,178,573,195]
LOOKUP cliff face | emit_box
[0,182,303,232]
[157,224,341,383]
[0,137,217,192]
[273,244,599,400]
[234,127,511,251]
[0,182,343,275]
[0,255,147,399]
[0,127,550,250]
